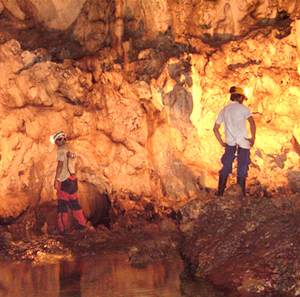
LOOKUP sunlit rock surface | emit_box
[0,0,300,226]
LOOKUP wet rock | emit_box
[0,232,12,246]
[179,193,300,296]
[94,226,114,244]
[0,218,180,267]
[123,220,181,267]
[158,218,177,233]
[0,236,73,263]
[180,277,225,297]
[178,198,206,224]
[154,235,171,250]
[140,239,157,250]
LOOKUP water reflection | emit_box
[0,251,184,297]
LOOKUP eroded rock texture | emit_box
[0,0,300,226]
[179,186,300,296]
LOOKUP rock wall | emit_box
[0,0,300,223]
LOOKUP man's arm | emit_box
[213,123,226,147]
[54,161,63,189]
[246,116,256,147]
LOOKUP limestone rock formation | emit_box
[0,0,300,227]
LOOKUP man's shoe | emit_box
[86,221,96,231]
[217,175,228,196]
[77,224,86,231]
[50,228,66,235]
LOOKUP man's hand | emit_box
[54,180,59,190]
[246,137,255,147]
[67,151,76,158]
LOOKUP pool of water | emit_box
[0,251,186,297]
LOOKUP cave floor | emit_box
[0,219,180,266]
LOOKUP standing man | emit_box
[213,86,256,196]
[52,131,87,234]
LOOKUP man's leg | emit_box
[218,145,235,195]
[237,148,251,196]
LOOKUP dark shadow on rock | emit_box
[163,84,194,127]
[286,170,300,194]
[162,58,194,131]
[86,189,111,229]
[200,12,293,47]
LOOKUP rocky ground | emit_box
[1,188,300,297]
[179,186,300,297]
[0,215,181,267]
